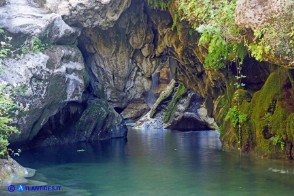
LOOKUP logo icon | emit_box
[17,185,24,192]
[8,185,15,192]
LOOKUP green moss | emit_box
[220,69,294,158]
[150,80,176,118]
[215,78,237,124]
[231,89,252,106]
[215,95,230,123]
[286,113,294,141]
[76,100,109,132]
[246,70,291,158]
[163,84,186,123]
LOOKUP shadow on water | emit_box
[1,129,294,196]
[15,139,128,168]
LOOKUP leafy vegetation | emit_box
[225,106,247,128]
[147,0,171,10]
[147,0,293,69]
[0,28,49,59]
[246,26,272,62]
[0,85,20,159]
[176,0,247,69]
[272,135,285,151]
[31,36,48,53]
[0,29,12,58]
[0,29,25,159]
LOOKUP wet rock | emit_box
[27,0,47,8]
[0,158,35,186]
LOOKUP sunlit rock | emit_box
[44,0,131,29]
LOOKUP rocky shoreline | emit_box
[0,158,35,186]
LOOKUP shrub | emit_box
[0,85,20,159]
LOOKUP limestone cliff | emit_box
[0,0,293,160]
[0,0,127,148]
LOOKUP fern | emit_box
[225,106,248,128]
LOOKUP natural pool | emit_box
[1,129,294,196]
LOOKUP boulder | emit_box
[0,158,35,185]
[135,81,217,131]
[75,99,128,141]
[236,0,294,67]
[0,46,87,144]
[167,91,218,130]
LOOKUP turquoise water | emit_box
[2,129,294,195]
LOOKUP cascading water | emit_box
[146,65,173,108]
[146,71,160,108]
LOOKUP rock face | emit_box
[236,0,294,67]
[44,0,132,29]
[113,1,293,159]
[29,99,127,147]
[0,0,127,147]
[0,0,80,44]
[0,46,86,143]
[78,0,163,109]
[236,0,290,29]
[0,0,6,7]
[121,98,150,120]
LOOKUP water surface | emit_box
[2,129,294,195]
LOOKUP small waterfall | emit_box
[146,71,160,107]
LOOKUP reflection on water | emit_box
[1,129,294,196]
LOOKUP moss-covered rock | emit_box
[149,79,176,118]
[236,0,294,68]
[221,69,294,159]
[76,99,127,141]
[163,83,186,123]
